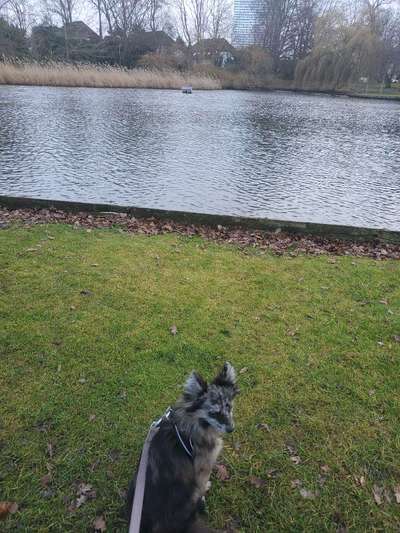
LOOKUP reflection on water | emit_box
[0,85,399,230]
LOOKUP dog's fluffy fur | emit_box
[127,362,238,533]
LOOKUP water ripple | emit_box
[0,86,399,230]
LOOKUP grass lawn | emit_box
[1,223,400,532]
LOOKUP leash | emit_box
[129,408,194,533]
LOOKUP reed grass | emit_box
[0,60,222,90]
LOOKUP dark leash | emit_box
[128,408,194,533]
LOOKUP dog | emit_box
[127,362,238,533]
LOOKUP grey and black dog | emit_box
[127,362,238,533]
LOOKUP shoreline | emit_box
[1,199,399,259]
[1,80,400,102]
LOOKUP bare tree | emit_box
[42,0,77,24]
[208,0,231,39]
[175,0,209,44]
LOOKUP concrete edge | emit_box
[1,195,399,245]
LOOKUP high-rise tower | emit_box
[232,0,264,47]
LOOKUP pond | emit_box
[0,85,399,230]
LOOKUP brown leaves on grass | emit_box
[373,485,383,505]
[215,463,230,481]
[256,423,271,432]
[0,502,18,520]
[394,486,400,503]
[80,289,92,296]
[68,482,97,511]
[40,473,52,487]
[286,444,301,464]
[93,515,107,531]
[2,207,399,259]
[354,475,366,487]
[170,325,178,335]
[249,476,266,488]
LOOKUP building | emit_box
[232,0,264,48]
[63,21,100,43]
[192,38,236,67]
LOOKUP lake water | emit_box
[0,85,399,230]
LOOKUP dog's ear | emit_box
[184,371,208,399]
[213,362,237,388]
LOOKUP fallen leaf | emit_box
[74,483,96,508]
[299,488,318,499]
[373,485,383,505]
[291,479,302,488]
[249,476,266,488]
[93,515,106,531]
[393,485,400,503]
[78,482,93,494]
[266,468,279,478]
[379,299,388,305]
[384,488,392,503]
[170,325,177,335]
[215,464,230,481]
[256,423,270,432]
[320,464,330,473]
[0,502,18,520]
[41,473,52,487]
[239,367,248,374]
[57,364,62,373]
[290,456,301,465]
[80,289,92,296]
[91,263,99,267]
[78,378,86,384]
[89,414,96,422]
[354,475,366,487]
[318,474,328,487]
[70,305,76,311]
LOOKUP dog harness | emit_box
[128,407,195,533]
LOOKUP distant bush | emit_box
[295,27,384,90]
[0,17,28,59]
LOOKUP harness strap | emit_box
[128,407,194,533]
[128,424,160,533]
[174,424,194,459]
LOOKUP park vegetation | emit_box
[0,1,399,92]
[1,220,400,531]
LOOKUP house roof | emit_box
[130,30,175,50]
[193,38,235,54]
[63,21,99,41]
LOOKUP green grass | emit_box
[1,224,400,532]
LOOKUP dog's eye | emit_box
[209,412,226,424]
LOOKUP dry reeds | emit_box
[0,60,222,90]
